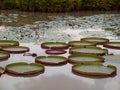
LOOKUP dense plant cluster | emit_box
[0,0,119,12]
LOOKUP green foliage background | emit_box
[0,0,119,12]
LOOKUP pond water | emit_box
[0,10,120,43]
[1,10,120,90]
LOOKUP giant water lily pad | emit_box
[0,40,19,47]
[41,42,69,49]
[0,66,4,75]
[68,54,104,64]
[72,63,116,77]
[68,41,96,47]
[103,55,120,62]
[5,62,44,76]
[103,42,120,49]
[0,51,10,61]
[2,46,29,53]
[81,37,109,44]
[35,56,67,66]
[69,46,108,55]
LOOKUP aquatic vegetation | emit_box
[0,12,120,43]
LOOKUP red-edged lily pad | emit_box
[72,62,116,77]
[0,51,10,61]
[69,46,108,55]
[103,42,120,49]
[45,50,67,55]
[81,37,109,45]
[5,62,44,76]
[41,42,69,49]
[2,46,29,53]
[35,56,67,66]
[0,40,19,47]
[68,54,104,64]
[68,41,96,47]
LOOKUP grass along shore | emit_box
[0,0,120,12]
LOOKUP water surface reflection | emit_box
[0,43,120,90]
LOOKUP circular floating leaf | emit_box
[45,50,67,55]
[35,56,67,66]
[72,63,116,77]
[68,41,96,47]
[81,37,109,45]
[69,46,108,55]
[68,54,104,64]
[5,62,44,76]
[103,42,120,49]
[0,66,4,75]
[0,51,10,61]
[103,55,120,62]
[2,46,29,53]
[41,42,69,49]
[0,40,19,47]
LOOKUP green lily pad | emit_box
[0,40,19,47]
[72,63,116,77]
[68,41,96,47]
[81,37,109,44]
[35,56,67,66]
[5,62,44,76]
[69,46,108,55]
[0,66,4,75]
[2,46,29,53]
[103,55,120,62]
[68,54,104,64]
[0,51,10,61]
[41,42,69,49]
[103,42,120,49]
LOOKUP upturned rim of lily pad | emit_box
[41,42,69,50]
[35,56,68,66]
[5,62,44,76]
[0,51,10,61]
[80,37,109,45]
[68,54,104,64]
[2,46,29,53]
[69,46,108,55]
[103,42,120,49]
[0,40,19,47]
[72,62,116,77]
